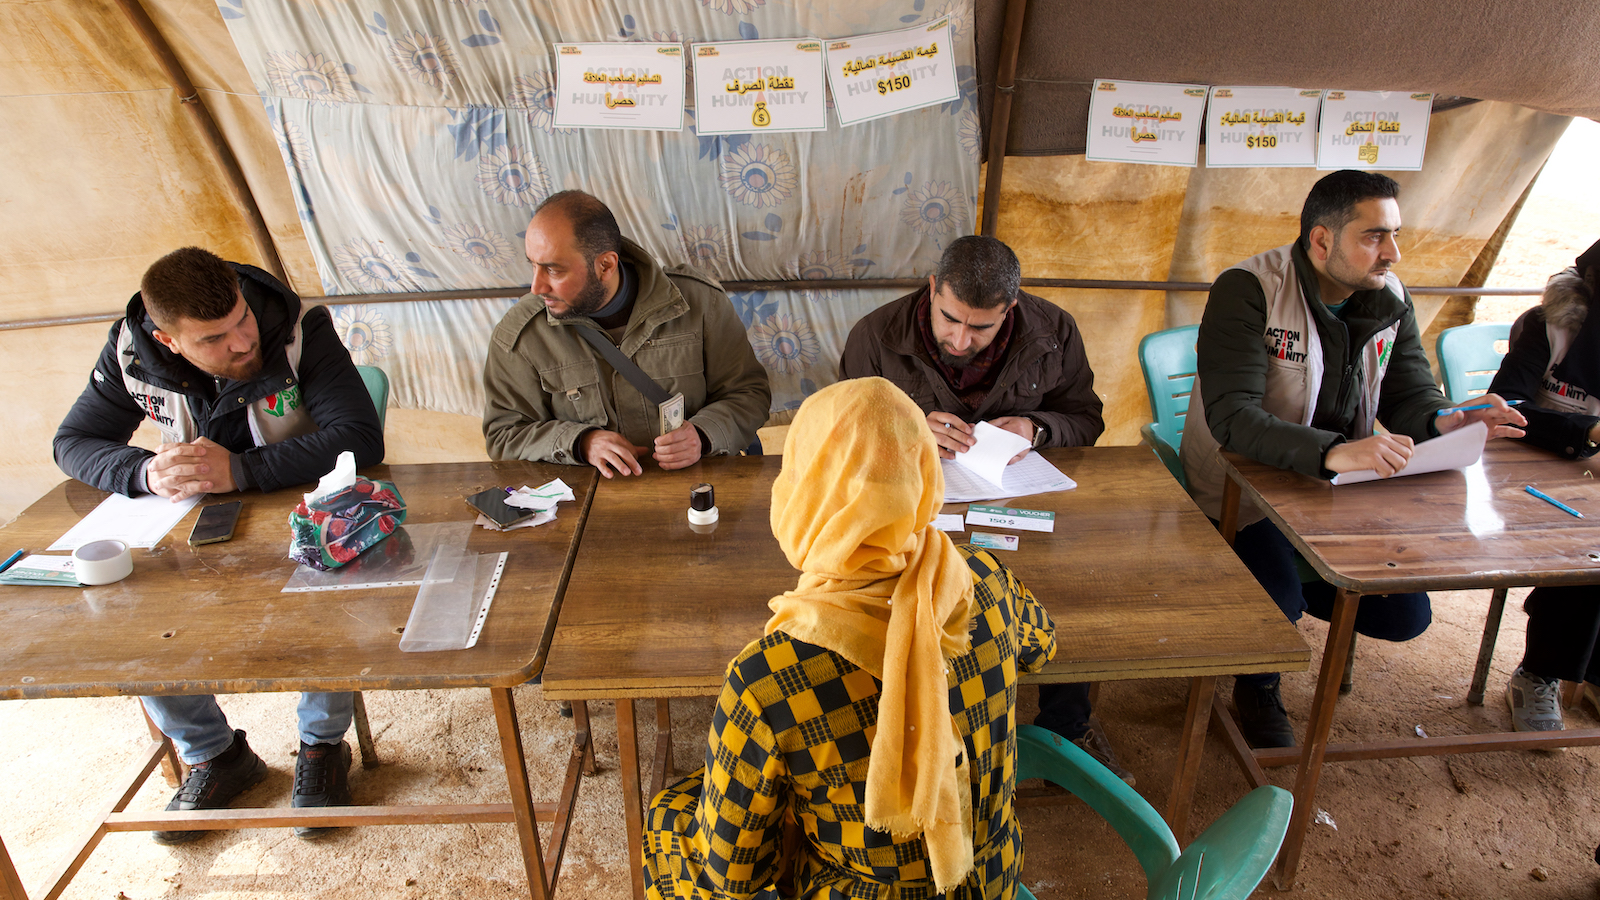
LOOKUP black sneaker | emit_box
[153,729,269,845]
[291,740,353,840]
[1233,679,1296,749]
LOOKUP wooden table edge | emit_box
[541,654,1314,701]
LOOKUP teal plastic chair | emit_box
[355,364,390,430]
[1013,724,1292,900]
[1137,325,1200,487]
[1435,323,1511,404]
[1433,323,1523,705]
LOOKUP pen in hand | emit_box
[1435,399,1525,417]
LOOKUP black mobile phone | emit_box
[189,500,243,546]
[465,488,536,529]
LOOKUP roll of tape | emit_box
[74,539,133,586]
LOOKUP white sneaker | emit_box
[1506,667,1565,732]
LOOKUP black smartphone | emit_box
[465,488,535,529]
[189,500,243,546]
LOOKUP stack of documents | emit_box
[0,555,82,587]
[941,422,1077,503]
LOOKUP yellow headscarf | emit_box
[767,377,977,893]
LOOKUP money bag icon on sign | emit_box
[752,102,771,127]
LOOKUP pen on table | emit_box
[1525,485,1583,518]
[0,549,23,573]
[1435,399,1526,417]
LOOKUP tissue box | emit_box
[288,477,407,570]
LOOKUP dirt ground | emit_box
[5,123,1600,900]
[6,586,1600,900]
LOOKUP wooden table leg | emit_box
[650,699,674,801]
[139,700,183,788]
[617,698,646,900]
[1467,588,1509,705]
[0,833,26,900]
[490,688,550,900]
[1220,476,1242,546]
[572,700,597,776]
[1274,588,1360,890]
[1165,674,1216,841]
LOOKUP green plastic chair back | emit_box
[1435,323,1511,405]
[355,365,389,431]
[1137,325,1200,486]
[1013,724,1292,900]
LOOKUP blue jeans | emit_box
[141,692,355,764]
[1228,518,1431,689]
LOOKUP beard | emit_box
[1326,245,1391,293]
[209,345,263,382]
[545,268,610,320]
[937,344,976,368]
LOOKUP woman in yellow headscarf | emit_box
[643,377,1056,899]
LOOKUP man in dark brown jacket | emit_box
[839,235,1128,781]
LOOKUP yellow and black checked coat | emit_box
[644,546,1057,900]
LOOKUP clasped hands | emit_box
[1323,393,1526,478]
[926,411,1035,463]
[581,422,706,479]
[146,437,236,500]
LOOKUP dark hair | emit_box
[534,190,623,266]
[933,235,1021,310]
[140,247,240,330]
[1300,170,1401,246]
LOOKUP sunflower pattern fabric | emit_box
[643,546,1056,900]
[216,2,980,420]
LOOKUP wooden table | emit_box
[0,462,596,900]
[543,447,1309,900]
[1218,441,1600,889]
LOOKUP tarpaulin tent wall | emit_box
[2,0,1593,521]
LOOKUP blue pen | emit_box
[1525,485,1583,518]
[0,549,23,573]
[1436,399,1525,417]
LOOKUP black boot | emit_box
[291,740,353,839]
[153,729,269,845]
[1233,678,1296,749]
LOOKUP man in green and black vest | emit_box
[54,246,383,842]
[1181,170,1525,748]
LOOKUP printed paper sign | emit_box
[1086,79,1208,167]
[691,38,827,135]
[965,505,1056,533]
[552,42,686,131]
[1205,87,1321,168]
[825,18,958,127]
[1317,90,1432,171]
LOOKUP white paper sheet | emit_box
[48,492,202,551]
[1331,421,1487,485]
[1316,90,1432,172]
[932,514,965,532]
[942,452,1077,503]
[503,478,574,511]
[1204,86,1321,168]
[1085,79,1208,167]
[824,18,958,127]
[691,38,828,135]
[950,421,1032,490]
[551,42,687,131]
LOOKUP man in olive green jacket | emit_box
[483,191,770,476]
